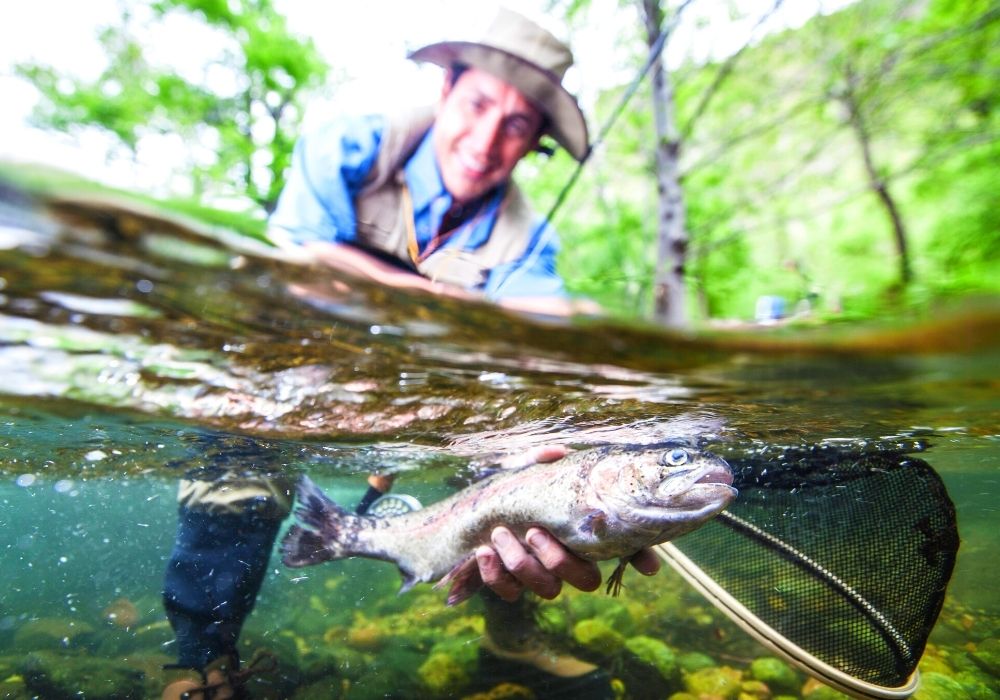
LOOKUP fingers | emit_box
[497,444,569,470]
[528,445,570,464]
[478,526,604,602]
[629,547,661,576]
[476,527,562,601]
[525,527,602,592]
[475,544,524,602]
[493,527,564,599]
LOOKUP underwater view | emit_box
[0,183,998,699]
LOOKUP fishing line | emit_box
[493,2,693,297]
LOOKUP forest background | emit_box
[3,0,998,328]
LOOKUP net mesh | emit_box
[671,444,959,690]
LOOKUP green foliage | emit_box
[15,0,330,213]
[533,0,999,324]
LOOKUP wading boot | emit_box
[162,651,276,700]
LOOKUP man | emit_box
[267,8,597,317]
[162,10,658,699]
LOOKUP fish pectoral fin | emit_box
[397,568,421,595]
[577,509,609,539]
[605,557,629,596]
[434,555,483,606]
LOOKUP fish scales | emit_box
[282,443,735,604]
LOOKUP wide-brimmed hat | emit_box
[408,8,589,162]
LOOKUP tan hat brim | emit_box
[410,41,589,162]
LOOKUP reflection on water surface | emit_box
[0,184,998,698]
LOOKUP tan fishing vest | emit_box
[354,106,537,289]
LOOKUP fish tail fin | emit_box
[281,476,358,568]
[294,476,351,530]
[281,525,334,568]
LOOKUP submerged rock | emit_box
[748,656,801,695]
[677,651,717,674]
[461,682,536,700]
[801,677,852,699]
[13,618,97,651]
[683,665,742,699]
[572,618,626,656]
[20,650,144,699]
[912,671,973,700]
[345,616,385,651]
[419,650,472,696]
[739,679,771,699]
[624,635,679,682]
[101,597,140,630]
[291,677,352,700]
[969,637,1000,676]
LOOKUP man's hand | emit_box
[474,526,600,601]
[498,296,604,317]
[467,444,661,602]
[302,241,479,300]
[474,527,661,602]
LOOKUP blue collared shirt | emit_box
[269,112,566,300]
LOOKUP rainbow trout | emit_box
[281,443,736,604]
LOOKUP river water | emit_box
[0,182,997,699]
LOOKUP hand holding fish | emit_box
[474,525,661,602]
[472,444,661,602]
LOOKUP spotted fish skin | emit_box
[281,443,736,604]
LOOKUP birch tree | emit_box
[641,0,690,327]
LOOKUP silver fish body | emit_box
[281,444,736,604]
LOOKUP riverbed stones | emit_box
[19,651,144,699]
[748,656,801,694]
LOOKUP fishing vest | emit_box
[353,106,537,289]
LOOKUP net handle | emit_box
[655,542,920,700]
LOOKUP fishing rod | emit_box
[544,1,693,224]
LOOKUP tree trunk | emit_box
[641,0,689,327]
[839,65,912,286]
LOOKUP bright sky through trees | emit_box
[0,0,855,194]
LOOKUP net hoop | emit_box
[656,542,920,700]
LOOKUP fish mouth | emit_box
[694,465,733,486]
[651,463,737,506]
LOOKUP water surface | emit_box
[1,184,997,699]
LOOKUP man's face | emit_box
[433,67,544,204]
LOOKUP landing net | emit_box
[660,445,958,699]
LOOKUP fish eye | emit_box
[661,448,688,466]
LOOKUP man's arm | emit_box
[304,240,451,294]
[269,229,478,299]
[485,217,603,318]
[498,295,603,317]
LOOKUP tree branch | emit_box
[681,0,786,139]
